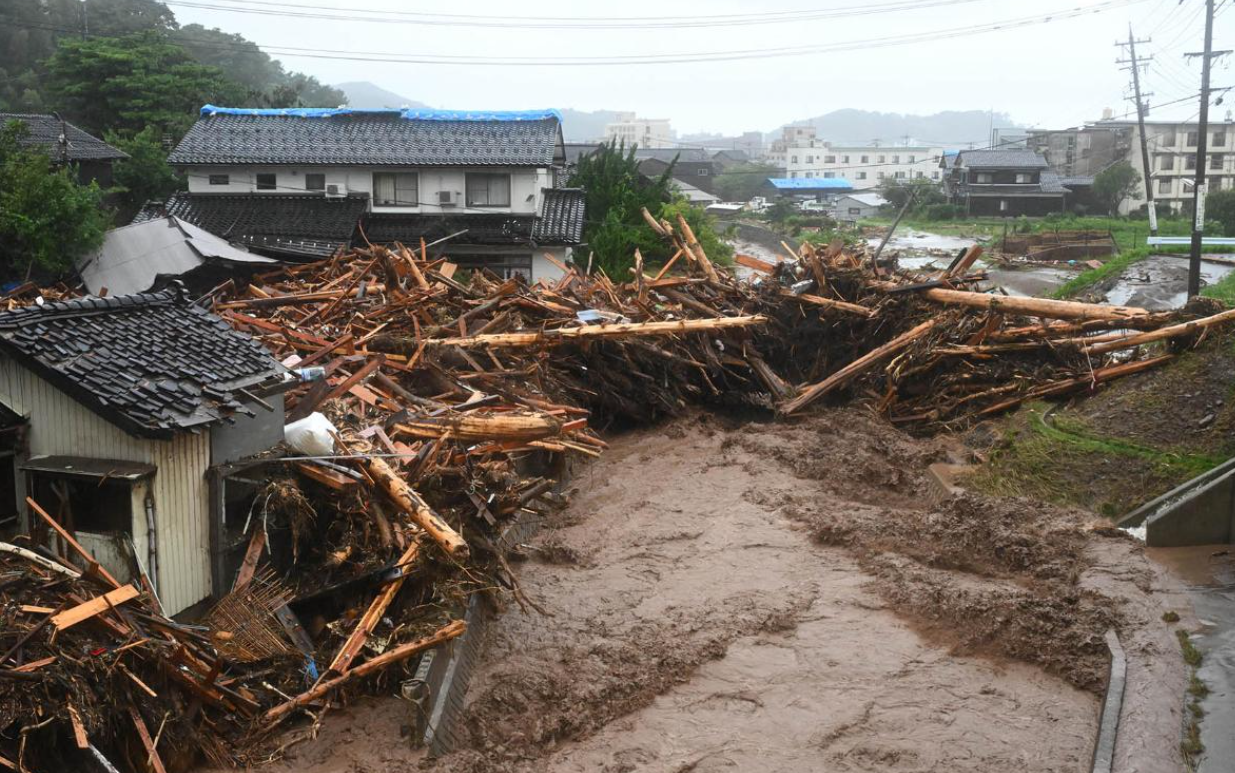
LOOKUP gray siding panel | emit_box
[0,354,212,614]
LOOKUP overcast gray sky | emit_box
[168,0,1232,135]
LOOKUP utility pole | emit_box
[1184,0,1231,297]
[1117,25,1157,235]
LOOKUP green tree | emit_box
[714,162,781,202]
[1206,188,1235,237]
[0,121,112,277]
[45,30,248,139]
[107,126,181,217]
[568,141,731,275]
[175,24,345,106]
[1092,161,1141,216]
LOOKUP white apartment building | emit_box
[784,145,945,190]
[766,125,818,166]
[1097,118,1235,215]
[604,112,674,149]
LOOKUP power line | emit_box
[161,0,1001,30]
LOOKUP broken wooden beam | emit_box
[264,619,467,725]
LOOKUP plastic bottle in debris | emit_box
[295,366,326,382]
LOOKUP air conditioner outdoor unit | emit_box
[438,190,458,206]
[325,184,346,198]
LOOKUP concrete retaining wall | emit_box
[1119,457,1235,546]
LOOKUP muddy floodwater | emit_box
[239,413,1189,773]
[1148,547,1235,773]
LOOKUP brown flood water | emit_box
[236,411,1188,773]
[1147,546,1235,773]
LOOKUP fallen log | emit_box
[883,285,1148,321]
[395,412,563,442]
[264,619,466,725]
[793,293,874,317]
[1084,307,1235,354]
[425,315,767,348]
[780,318,941,415]
[365,457,469,558]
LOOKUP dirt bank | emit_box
[237,410,1186,773]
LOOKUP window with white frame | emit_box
[373,172,419,206]
[256,173,276,191]
[856,172,867,180]
[975,172,993,183]
[1158,178,1172,194]
[209,174,229,186]
[1159,155,1174,171]
[305,173,326,191]
[1015,173,1032,183]
[823,172,835,178]
[908,155,916,163]
[860,155,869,163]
[466,173,512,207]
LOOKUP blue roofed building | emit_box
[153,106,586,279]
[765,177,855,201]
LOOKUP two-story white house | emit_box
[785,145,945,190]
[159,106,585,280]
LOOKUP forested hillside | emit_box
[0,0,343,119]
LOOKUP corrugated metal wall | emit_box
[0,354,213,615]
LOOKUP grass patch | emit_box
[1163,610,1181,623]
[964,404,1223,515]
[1178,629,1203,667]
[1188,671,1210,699]
[1201,269,1235,307]
[1049,247,1153,299]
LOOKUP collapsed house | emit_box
[0,112,128,187]
[140,106,586,278]
[0,284,288,615]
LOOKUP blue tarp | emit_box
[199,105,562,122]
[766,177,854,191]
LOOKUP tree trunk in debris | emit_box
[912,287,1147,321]
[325,539,421,676]
[365,458,469,558]
[425,315,767,348]
[395,412,562,442]
[1084,307,1235,354]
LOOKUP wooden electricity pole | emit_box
[1117,26,1157,235]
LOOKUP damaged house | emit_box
[148,106,586,280]
[0,285,288,616]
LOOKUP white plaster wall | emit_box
[184,165,552,215]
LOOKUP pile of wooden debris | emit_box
[4,209,1233,771]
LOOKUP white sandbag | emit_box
[284,412,337,456]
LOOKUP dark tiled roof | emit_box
[955,149,1048,169]
[0,113,127,161]
[533,188,586,244]
[363,213,537,246]
[150,192,367,257]
[1039,171,1070,194]
[0,285,286,438]
[1058,175,1095,188]
[634,148,712,163]
[168,113,564,166]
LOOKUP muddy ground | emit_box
[254,408,1189,773]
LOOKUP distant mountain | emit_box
[336,82,429,109]
[334,83,613,142]
[771,109,1021,148]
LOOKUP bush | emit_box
[921,203,962,221]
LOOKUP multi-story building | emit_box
[1093,117,1235,214]
[604,112,674,149]
[159,105,585,280]
[1025,125,1132,177]
[766,125,818,166]
[784,145,945,190]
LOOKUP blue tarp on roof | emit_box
[767,177,854,190]
[199,105,562,122]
